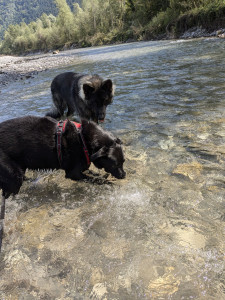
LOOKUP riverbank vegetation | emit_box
[1,0,225,54]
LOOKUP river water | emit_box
[0,38,225,299]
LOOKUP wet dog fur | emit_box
[0,116,125,199]
[46,72,114,123]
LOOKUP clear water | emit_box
[0,38,225,299]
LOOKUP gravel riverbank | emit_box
[0,51,80,89]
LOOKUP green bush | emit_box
[175,2,225,34]
[144,8,179,38]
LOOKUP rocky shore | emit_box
[0,52,79,89]
[178,27,225,39]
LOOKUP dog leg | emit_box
[45,107,62,119]
[67,98,76,117]
[46,92,65,118]
[0,195,5,252]
[0,155,24,200]
[52,92,67,117]
[65,168,88,180]
[67,107,75,117]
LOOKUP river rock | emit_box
[91,267,105,285]
[101,237,129,259]
[180,27,209,39]
[90,283,108,299]
[216,29,223,35]
[172,161,203,180]
[148,267,180,297]
[218,33,225,38]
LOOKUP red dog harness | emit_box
[56,120,91,167]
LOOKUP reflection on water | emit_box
[0,38,225,299]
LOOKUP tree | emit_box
[54,0,75,44]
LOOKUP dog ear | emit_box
[102,79,113,93]
[91,146,108,161]
[61,120,76,147]
[63,120,77,138]
[64,120,74,133]
[83,84,95,98]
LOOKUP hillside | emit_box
[0,0,80,39]
[1,0,225,55]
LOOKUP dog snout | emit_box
[114,168,126,179]
[121,170,126,179]
[98,113,105,122]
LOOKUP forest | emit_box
[0,0,225,54]
[0,0,79,39]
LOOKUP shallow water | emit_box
[0,38,225,299]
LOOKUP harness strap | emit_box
[56,120,91,168]
[72,122,91,167]
[56,120,64,166]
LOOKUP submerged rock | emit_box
[172,161,203,181]
[148,267,180,297]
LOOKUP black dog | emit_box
[46,72,115,123]
[0,116,125,199]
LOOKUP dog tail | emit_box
[47,90,67,119]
